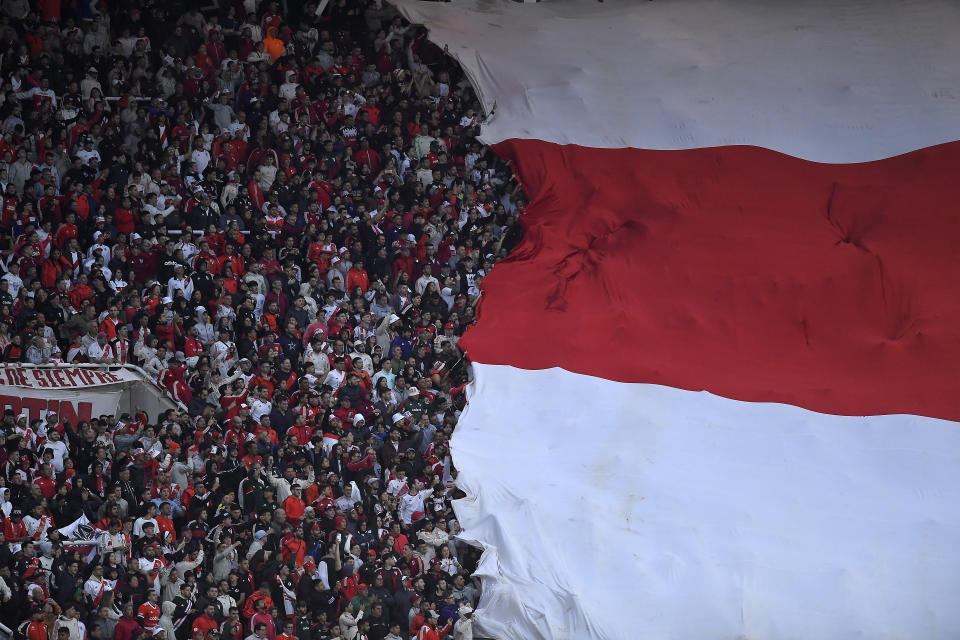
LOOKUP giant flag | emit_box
[394,1,960,638]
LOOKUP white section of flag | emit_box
[452,364,960,640]
[394,0,960,162]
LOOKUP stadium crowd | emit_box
[0,0,528,639]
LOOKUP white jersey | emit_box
[398,488,433,525]
[84,577,116,606]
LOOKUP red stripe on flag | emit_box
[462,139,960,421]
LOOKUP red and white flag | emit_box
[397,1,960,639]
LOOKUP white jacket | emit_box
[453,617,473,640]
[416,528,449,563]
[338,611,359,640]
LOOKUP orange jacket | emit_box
[263,33,285,61]
[282,495,305,523]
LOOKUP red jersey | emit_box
[287,423,314,446]
[192,615,219,637]
[184,336,203,357]
[137,602,161,628]
[35,476,57,499]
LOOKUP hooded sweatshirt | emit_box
[159,600,177,640]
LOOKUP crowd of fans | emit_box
[0,0,529,639]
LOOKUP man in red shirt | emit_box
[33,463,57,499]
[99,304,121,340]
[414,612,452,640]
[184,325,205,358]
[287,414,313,446]
[282,486,306,526]
[249,600,276,640]
[355,138,382,174]
[4,507,28,543]
[275,620,296,640]
[113,603,145,640]
[215,243,245,277]
[346,260,370,294]
[26,610,48,640]
[137,589,162,632]
[192,604,219,638]
[155,499,177,541]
